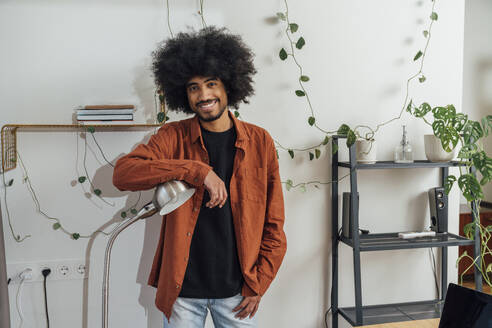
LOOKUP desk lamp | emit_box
[102,180,195,328]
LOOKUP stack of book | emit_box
[76,105,135,124]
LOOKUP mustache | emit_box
[196,99,218,106]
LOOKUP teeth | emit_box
[199,100,216,109]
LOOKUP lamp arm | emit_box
[102,201,157,328]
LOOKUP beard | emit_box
[196,101,228,122]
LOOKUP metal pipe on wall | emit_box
[0,202,11,328]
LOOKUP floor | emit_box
[462,280,492,295]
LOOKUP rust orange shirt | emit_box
[112,110,287,319]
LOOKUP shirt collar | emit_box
[190,110,249,144]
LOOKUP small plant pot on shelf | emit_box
[355,139,377,164]
[424,134,457,162]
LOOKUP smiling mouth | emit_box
[197,99,218,111]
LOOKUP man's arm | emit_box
[113,124,212,192]
[236,133,286,319]
[254,133,287,295]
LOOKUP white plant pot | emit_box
[424,134,457,162]
[355,139,377,164]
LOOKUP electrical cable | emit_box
[428,248,440,298]
[16,268,32,328]
[42,268,51,328]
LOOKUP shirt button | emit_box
[193,207,199,212]
[187,232,191,236]
[176,284,180,289]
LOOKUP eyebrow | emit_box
[186,77,219,88]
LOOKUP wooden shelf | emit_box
[1,123,162,172]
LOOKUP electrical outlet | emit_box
[74,262,87,278]
[7,259,88,282]
[58,264,70,277]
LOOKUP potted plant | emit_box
[407,101,492,284]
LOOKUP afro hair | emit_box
[151,26,257,114]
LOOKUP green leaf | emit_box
[315,148,321,159]
[279,48,288,61]
[406,100,413,113]
[295,37,306,49]
[471,151,492,185]
[481,115,492,136]
[288,149,294,159]
[7,179,13,187]
[463,222,475,239]
[234,110,240,118]
[458,144,478,159]
[463,120,484,144]
[299,184,307,193]
[430,12,438,21]
[444,175,457,194]
[295,90,305,97]
[414,102,431,117]
[289,23,299,33]
[309,152,314,160]
[414,50,423,61]
[308,116,315,126]
[322,136,330,145]
[72,233,80,240]
[276,12,286,21]
[432,106,449,120]
[458,174,483,202]
[346,130,356,147]
[423,30,429,38]
[332,143,339,155]
[121,211,127,218]
[419,75,426,83]
[285,179,293,191]
[78,176,86,183]
[451,112,468,132]
[94,189,102,196]
[87,126,95,134]
[131,208,138,214]
[300,75,310,82]
[157,112,165,123]
[337,124,350,136]
[53,223,61,230]
[276,149,279,159]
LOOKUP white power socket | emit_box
[7,259,88,283]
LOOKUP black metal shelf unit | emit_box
[330,136,482,327]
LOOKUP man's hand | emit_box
[232,295,261,319]
[203,170,228,208]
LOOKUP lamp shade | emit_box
[153,180,196,215]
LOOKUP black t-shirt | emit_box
[179,124,243,298]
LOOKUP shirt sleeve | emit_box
[246,133,287,296]
[112,124,212,192]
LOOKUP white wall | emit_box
[0,1,465,327]
[463,0,492,204]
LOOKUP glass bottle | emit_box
[394,125,414,163]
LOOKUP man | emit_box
[113,26,286,328]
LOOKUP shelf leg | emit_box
[331,137,339,328]
[349,144,363,325]
[441,246,448,301]
[440,167,448,301]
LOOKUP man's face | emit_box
[186,76,228,122]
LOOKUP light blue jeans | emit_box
[163,293,258,328]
